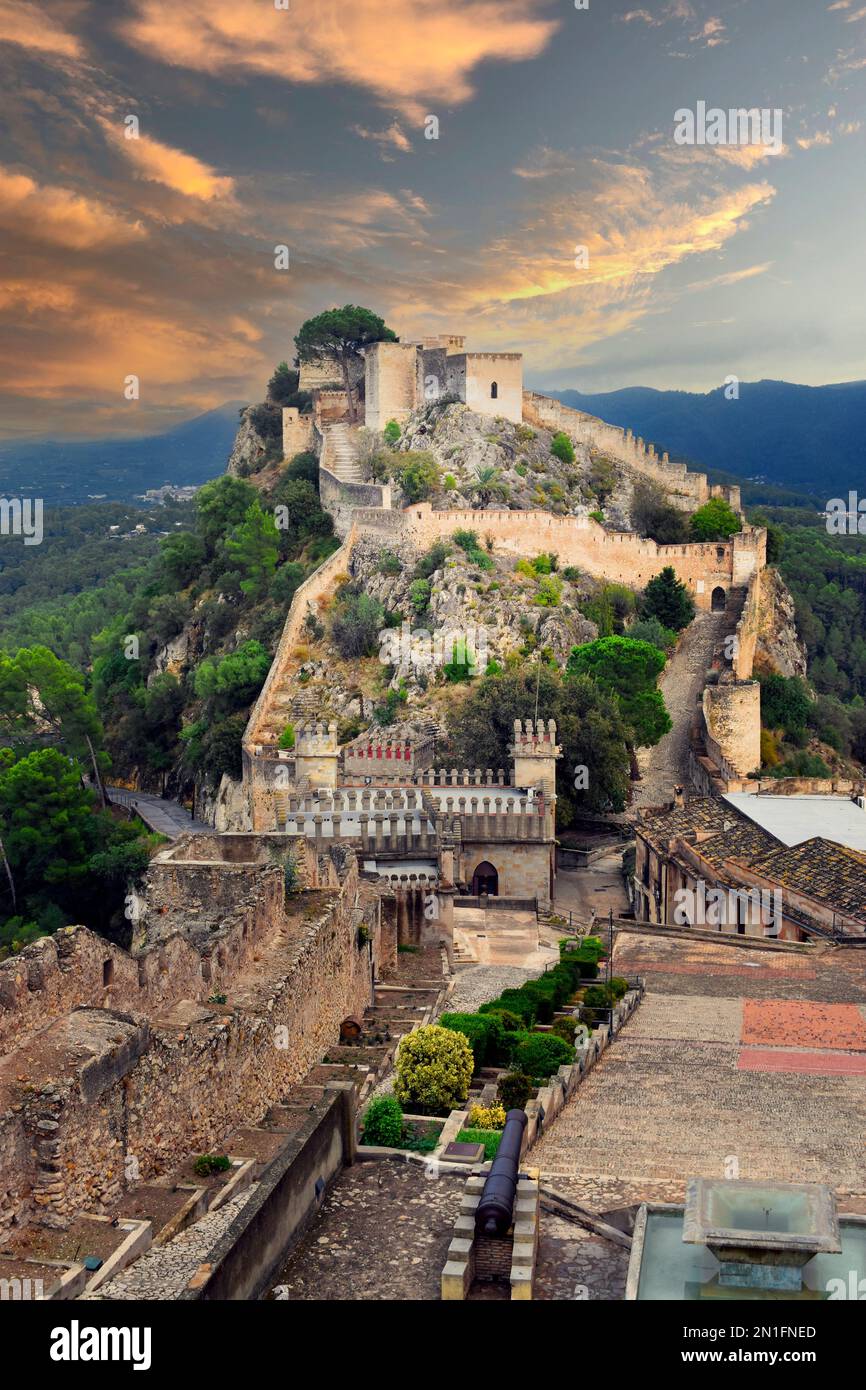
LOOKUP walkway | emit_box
[106,786,210,837]
[632,609,728,810]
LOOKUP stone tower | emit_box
[295,721,339,790]
[509,718,561,798]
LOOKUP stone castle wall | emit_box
[522,391,742,513]
[352,502,759,609]
[0,847,381,1238]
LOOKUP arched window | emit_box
[711,586,726,613]
[490,381,498,399]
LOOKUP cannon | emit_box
[474,1108,528,1237]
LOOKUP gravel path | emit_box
[442,964,540,1015]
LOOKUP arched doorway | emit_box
[472,861,499,896]
[711,585,726,613]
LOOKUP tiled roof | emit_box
[745,838,866,921]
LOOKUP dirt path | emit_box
[631,610,727,811]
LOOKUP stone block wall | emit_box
[522,391,742,512]
[282,407,314,459]
[463,353,523,424]
[356,502,746,608]
[0,851,382,1239]
[365,342,419,431]
[703,680,762,779]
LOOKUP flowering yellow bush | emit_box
[468,1103,506,1131]
[394,1025,474,1114]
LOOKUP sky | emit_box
[0,0,865,438]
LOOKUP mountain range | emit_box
[0,402,245,506]
[547,379,866,500]
[2,379,864,508]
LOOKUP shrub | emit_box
[394,1025,474,1114]
[331,589,385,659]
[278,722,295,750]
[440,1011,506,1067]
[468,1102,506,1130]
[393,450,441,502]
[481,1007,523,1032]
[409,578,431,614]
[362,1095,404,1147]
[511,1032,574,1081]
[496,1071,534,1111]
[486,988,537,1024]
[383,419,401,444]
[457,1128,502,1161]
[609,976,629,1001]
[550,432,575,464]
[378,550,402,576]
[551,1015,579,1043]
[414,540,451,579]
[193,1154,232,1177]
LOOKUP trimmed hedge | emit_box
[511,1031,574,1081]
[440,1010,507,1067]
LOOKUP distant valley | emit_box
[0,402,244,505]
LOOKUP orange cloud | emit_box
[0,166,145,248]
[119,0,559,117]
[98,121,235,200]
[0,0,82,58]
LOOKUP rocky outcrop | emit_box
[226,403,281,477]
[754,567,808,679]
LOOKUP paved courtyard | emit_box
[533,932,866,1199]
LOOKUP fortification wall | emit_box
[282,407,314,459]
[319,464,391,539]
[0,853,381,1236]
[353,502,748,607]
[0,838,313,1056]
[522,391,741,512]
[703,680,762,780]
[244,528,357,752]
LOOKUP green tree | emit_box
[294,306,396,422]
[445,663,630,814]
[567,635,671,773]
[10,646,109,804]
[195,476,257,554]
[193,641,272,712]
[689,497,742,541]
[631,480,689,544]
[392,450,441,503]
[221,501,280,599]
[642,565,695,632]
[158,531,206,589]
[331,589,385,659]
[760,673,812,738]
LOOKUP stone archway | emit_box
[711,585,726,613]
[471,861,499,896]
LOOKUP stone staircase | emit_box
[323,422,363,482]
